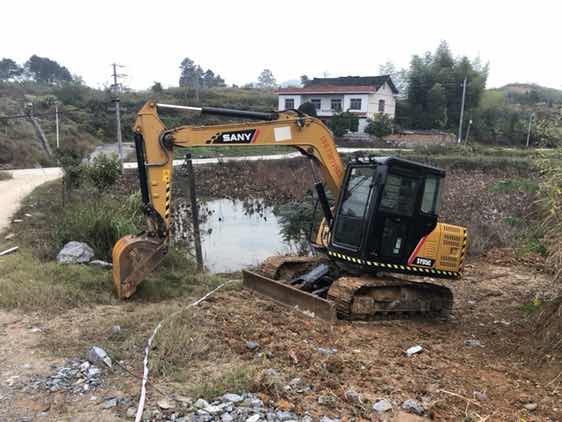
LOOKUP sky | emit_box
[2,0,560,91]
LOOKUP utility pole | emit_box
[464,119,472,144]
[184,153,204,272]
[457,74,467,143]
[111,63,126,169]
[526,112,535,148]
[55,102,60,149]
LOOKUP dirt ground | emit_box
[1,253,561,421]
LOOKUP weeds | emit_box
[54,196,140,261]
[489,179,539,193]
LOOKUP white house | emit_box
[276,75,399,133]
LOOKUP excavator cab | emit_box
[329,157,445,275]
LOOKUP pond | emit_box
[196,199,311,273]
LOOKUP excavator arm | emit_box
[112,101,344,298]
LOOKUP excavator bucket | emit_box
[112,234,168,299]
[242,270,337,321]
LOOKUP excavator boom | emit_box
[113,101,345,298]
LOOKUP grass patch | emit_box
[520,298,542,315]
[0,251,117,311]
[525,238,548,257]
[0,248,223,313]
[189,365,258,399]
[489,179,539,193]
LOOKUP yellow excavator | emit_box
[112,101,467,320]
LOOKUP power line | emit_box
[0,111,61,121]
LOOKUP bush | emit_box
[54,196,139,260]
[56,148,85,202]
[328,112,359,137]
[86,154,121,192]
[365,113,393,138]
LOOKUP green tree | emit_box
[329,112,359,137]
[0,58,23,80]
[257,69,276,89]
[365,113,393,138]
[300,74,310,86]
[404,41,488,130]
[24,55,73,85]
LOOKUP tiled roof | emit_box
[277,84,378,94]
[307,75,399,94]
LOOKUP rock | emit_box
[318,395,336,406]
[246,341,259,350]
[222,414,234,422]
[246,415,260,422]
[319,417,339,422]
[464,339,483,348]
[373,399,393,413]
[194,398,210,409]
[79,361,91,372]
[345,388,361,403]
[158,398,175,409]
[474,391,488,401]
[87,367,101,377]
[102,398,117,409]
[127,407,136,418]
[205,404,226,414]
[111,325,121,334]
[523,402,538,411]
[4,233,15,240]
[276,411,296,421]
[90,259,113,268]
[174,395,192,406]
[405,345,423,356]
[87,346,112,367]
[401,399,425,415]
[316,347,337,356]
[57,241,95,264]
[223,393,244,403]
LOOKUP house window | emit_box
[378,99,385,113]
[331,99,342,112]
[284,98,294,109]
[311,99,321,110]
[349,98,362,110]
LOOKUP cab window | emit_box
[379,173,418,217]
[421,176,441,214]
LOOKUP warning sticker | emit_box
[274,126,291,142]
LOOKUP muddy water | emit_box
[199,199,300,273]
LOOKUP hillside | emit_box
[495,83,562,105]
[0,82,277,169]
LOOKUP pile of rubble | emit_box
[26,346,112,395]
[27,358,104,395]
[134,393,328,422]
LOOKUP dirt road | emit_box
[0,167,62,231]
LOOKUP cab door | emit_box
[367,169,439,263]
[331,165,376,252]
